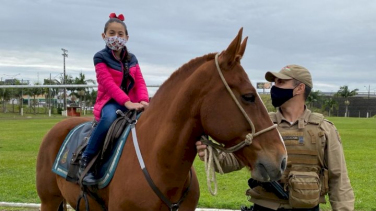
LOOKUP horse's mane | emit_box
[153,53,216,99]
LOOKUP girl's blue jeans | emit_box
[82,100,128,159]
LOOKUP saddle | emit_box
[52,110,138,188]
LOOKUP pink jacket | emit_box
[93,48,149,121]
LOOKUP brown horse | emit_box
[36,28,287,211]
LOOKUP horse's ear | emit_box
[238,36,248,59]
[219,27,243,69]
[234,36,248,63]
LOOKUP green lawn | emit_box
[0,116,375,210]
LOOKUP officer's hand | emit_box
[195,141,207,161]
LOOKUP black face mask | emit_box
[270,86,296,107]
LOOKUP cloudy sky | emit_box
[0,0,375,95]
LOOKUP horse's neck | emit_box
[135,66,208,186]
[138,99,202,179]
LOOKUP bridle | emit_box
[201,53,278,195]
[201,53,277,153]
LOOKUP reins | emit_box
[201,53,277,195]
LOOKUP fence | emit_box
[1,85,376,118]
[0,85,159,116]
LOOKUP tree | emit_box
[86,89,97,108]
[11,79,24,113]
[335,85,358,98]
[335,85,358,117]
[69,72,96,108]
[306,90,322,109]
[25,82,44,114]
[43,78,61,113]
[0,88,11,113]
[322,98,338,117]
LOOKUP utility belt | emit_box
[248,178,288,200]
[247,167,328,209]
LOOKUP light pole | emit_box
[62,48,68,116]
[364,85,371,118]
[344,100,350,117]
[21,79,24,116]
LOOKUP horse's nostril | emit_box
[281,157,287,171]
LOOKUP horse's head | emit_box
[199,28,287,181]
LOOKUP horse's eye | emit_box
[242,93,255,103]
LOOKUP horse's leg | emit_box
[37,118,91,211]
[178,168,200,211]
[36,146,64,211]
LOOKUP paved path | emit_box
[0,202,237,211]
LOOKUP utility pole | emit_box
[21,79,23,116]
[365,85,370,118]
[62,48,68,116]
[49,73,51,117]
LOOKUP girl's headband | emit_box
[109,13,125,21]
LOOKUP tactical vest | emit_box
[247,112,329,209]
[268,112,325,181]
[270,112,329,206]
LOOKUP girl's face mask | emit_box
[104,36,127,51]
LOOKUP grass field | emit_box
[0,115,375,210]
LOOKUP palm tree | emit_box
[70,72,96,108]
[322,98,338,117]
[306,90,322,108]
[335,85,358,117]
[87,89,98,109]
[25,82,44,114]
[43,78,61,113]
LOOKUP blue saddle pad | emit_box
[52,121,132,189]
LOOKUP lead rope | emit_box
[204,138,224,195]
[203,54,277,195]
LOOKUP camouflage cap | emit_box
[265,64,313,88]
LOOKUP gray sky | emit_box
[1,0,375,95]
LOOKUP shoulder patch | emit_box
[308,112,324,125]
[323,120,341,143]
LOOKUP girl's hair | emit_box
[104,15,128,35]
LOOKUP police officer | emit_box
[196,64,354,211]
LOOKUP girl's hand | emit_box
[140,101,149,108]
[124,101,144,111]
